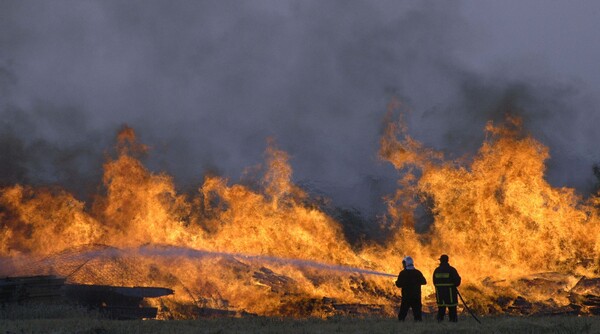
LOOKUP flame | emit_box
[0,113,599,318]
[380,112,598,277]
[378,107,599,309]
[0,185,102,255]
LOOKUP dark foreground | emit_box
[1,305,598,334]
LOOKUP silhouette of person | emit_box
[433,254,461,322]
[395,256,427,321]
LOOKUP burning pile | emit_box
[0,110,599,318]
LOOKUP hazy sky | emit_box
[1,1,599,216]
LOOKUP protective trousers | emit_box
[398,298,423,321]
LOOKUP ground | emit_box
[1,305,598,334]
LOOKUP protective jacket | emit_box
[395,268,427,301]
[433,263,461,306]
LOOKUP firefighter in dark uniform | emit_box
[395,256,427,321]
[433,254,461,322]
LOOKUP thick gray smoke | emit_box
[1,1,599,219]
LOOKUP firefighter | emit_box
[395,256,427,321]
[433,254,461,322]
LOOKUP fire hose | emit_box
[457,289,481,324]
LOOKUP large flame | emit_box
[379,112,598,277]
[0,110,598,318]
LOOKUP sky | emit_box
[1,0,600,217]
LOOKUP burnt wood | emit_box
[0,276,173,319]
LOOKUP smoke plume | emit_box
[1,0,599,218]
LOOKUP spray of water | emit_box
[144,245,398,278]
[32,244,398,279]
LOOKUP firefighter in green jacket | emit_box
[433,254,461,322]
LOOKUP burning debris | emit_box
[570,277,600,315]
[0,114,599,318]
[472,273,599,316]
[1,245,598,319]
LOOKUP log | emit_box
[101,306,158,320]
[0,275,65,303]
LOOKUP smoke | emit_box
[1,1,599,218]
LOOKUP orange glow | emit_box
[379,108,599,309]
[0,112,598,317]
